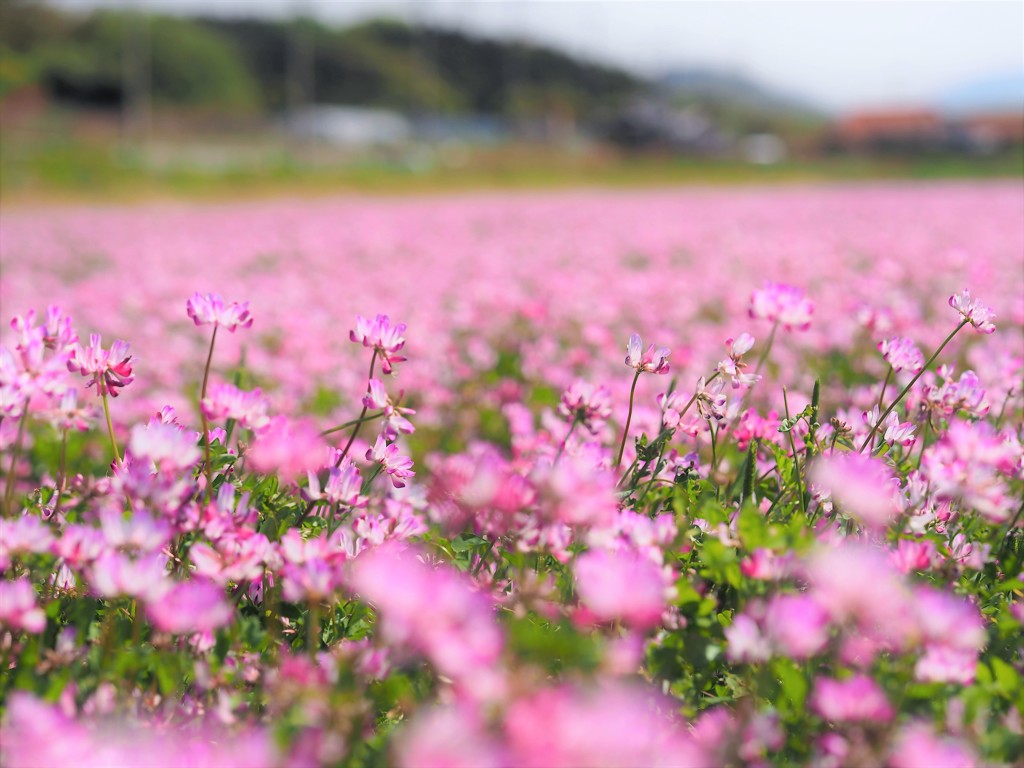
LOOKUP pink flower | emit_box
[695,376,728,421]
[306,460,369,509]
[145,578,233,634]
[883,411,917,447]
[396,706,506,768]
[349,544,503,698]
[914,645,978,684]
[186,292,253,332]
[763,594,831,659]
[624,333,670,374]
[811,453,898,530]
[557,380,613,434]
[878,336,925,373]
[247,416,324,482]
[716,333,761,388]
[573,547,669,630]
[948,289,995,333]
[889,723,976,768]
[362,379,416,440]
[201,382,271,431]
[350,314,407,374]
[889,538,935,574]
[725,613,771,663]
[367,435,416,488]
[749,282,814,331]
[66,333,134,397]
[811,675,893,723]
[0,578,46,633]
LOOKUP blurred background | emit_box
[1,0,1021,200]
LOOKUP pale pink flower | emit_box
[811,675,894,723]
[45,389,94,432]
[749,282,814,331]
[396,706,506,768]
[695,376,728,421]
[504,683,702,768]
[763,594,831,659]
[889,723,976,768]
[247,416,324,482]
[716,333,761,388]
[66,333,134,397]
[186,292,253,332]
[725,613,772,663]
[883,411,917,447]
[366,434,416,488]
[914,645,978,684]
[201,383,270,431]
[306,460,369,509]
[810,453,899,530]
[126,421,201,473]
[878,336,925,373]
[362,379,416,439]
[88,551,170,601]
[0,578,46,633]
[557,379,613,434]
[624,333,670,374]
[948,289,996,333]
[349,544,503,698]
[0,516,54,569]
[350,314,407,374]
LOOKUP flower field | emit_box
[1,181,1022,766]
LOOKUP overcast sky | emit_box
[52,1,1024,112]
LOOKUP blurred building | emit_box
[827,108,1023,154]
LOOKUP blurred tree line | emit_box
[0,0,640,120]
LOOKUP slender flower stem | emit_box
[200,325,219,503]
[101,390,121,468]
[996,501,1024,561]
[320,411,383,437]
[336,350,378,468]
[782,388,807,516]
[52,429,68,519]
[307,599,320,657]
[553,417,580,464]
[875,365,893,412]
[615,370,642,469]
[3,410,27,517]
[858,320,967,453]
[636,438,670,506]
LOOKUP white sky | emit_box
[52,0,1024,112]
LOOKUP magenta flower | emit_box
[811,675,894,723]
[145,578,232,634]
[67,333,134,397]
[367,435,416,488]
[186,292,253,332]
[749,282,814,331]
[625,333,670,374]
[573,547,668,630]
[948,289,995,334]
[350,314,408,374]
[247,416,324,483]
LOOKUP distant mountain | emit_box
[937,71,1024,115]
[656,68,824,116]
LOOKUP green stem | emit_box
[101,390,120,468]
[3,410,28,517]
[320,411,383,437]
[200,325,219,504]
[875,365,893,413]
[336,349,378,468]
[308,599,321,657]
[858,320,967,453]
[782,388,806,516]
[554,418,580,464]
[52,429,68,518]
[615,370,642,469]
